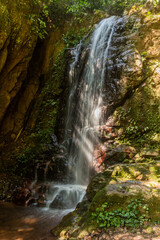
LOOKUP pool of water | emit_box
[0,201,72,240]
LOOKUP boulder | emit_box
[86,170,112,201]
[104,145,136,166]
[140,149,159,158]
[89,181,160,221]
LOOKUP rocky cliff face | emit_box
[0,0,39,144]
[114,1,160,145]
[52,2,160,238]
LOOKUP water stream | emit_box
[0,201,70,240]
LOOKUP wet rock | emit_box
[37,194,47,207]
[105,116,120,127]
[25,196,36,206]
[38,184,49,194]
[50,194,66,209]
[12,187,31,206]
[51,134,59,146]
[29,140,68,181]
[104,145,136,166]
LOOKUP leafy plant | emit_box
[30,128,53,144]
[29,12,48,39]
[13,147,36,177]
[91,199,149,228]
[66,0,146,16]
[62,28,86,47]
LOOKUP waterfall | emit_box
[66,16,118,186]
[47,16,118,210]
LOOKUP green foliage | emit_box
[28,0,149,29]
[32,0,147,23]
[66,0,146,16]
[46,0,70,25]
[50,47,68,92]
[30,128,53,144]
[31,97,60,145]
[29,0,54,39]
[104,0,145,15]
[29,12,48,39]
[13,147,36,177]
[30,48,69,145]
[66,0,92,15]
[116,103,160,147]
[91,199,149,228]
[141,51,147,62]
[62,28,86,47]
[38,17,47,39]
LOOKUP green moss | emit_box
[53,211,78,237]
[110,162,160,182]
[115,75,160,148]
[148,196,160,221]
[62,28,86,47]
[86,170,112,201]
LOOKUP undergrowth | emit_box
[91,199,149,228]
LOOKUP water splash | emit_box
[46,184,86,209]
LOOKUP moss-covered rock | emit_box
[53,160,160,238]
[113,4,160,149]
[86,170,112,201]
[89,180,160,221]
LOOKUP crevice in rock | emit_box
[0,38,47,144]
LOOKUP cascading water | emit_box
[46,16,119,210]
[29,16,119,211]
[66,16,118,186]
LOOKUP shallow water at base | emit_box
[0,201,72,240]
